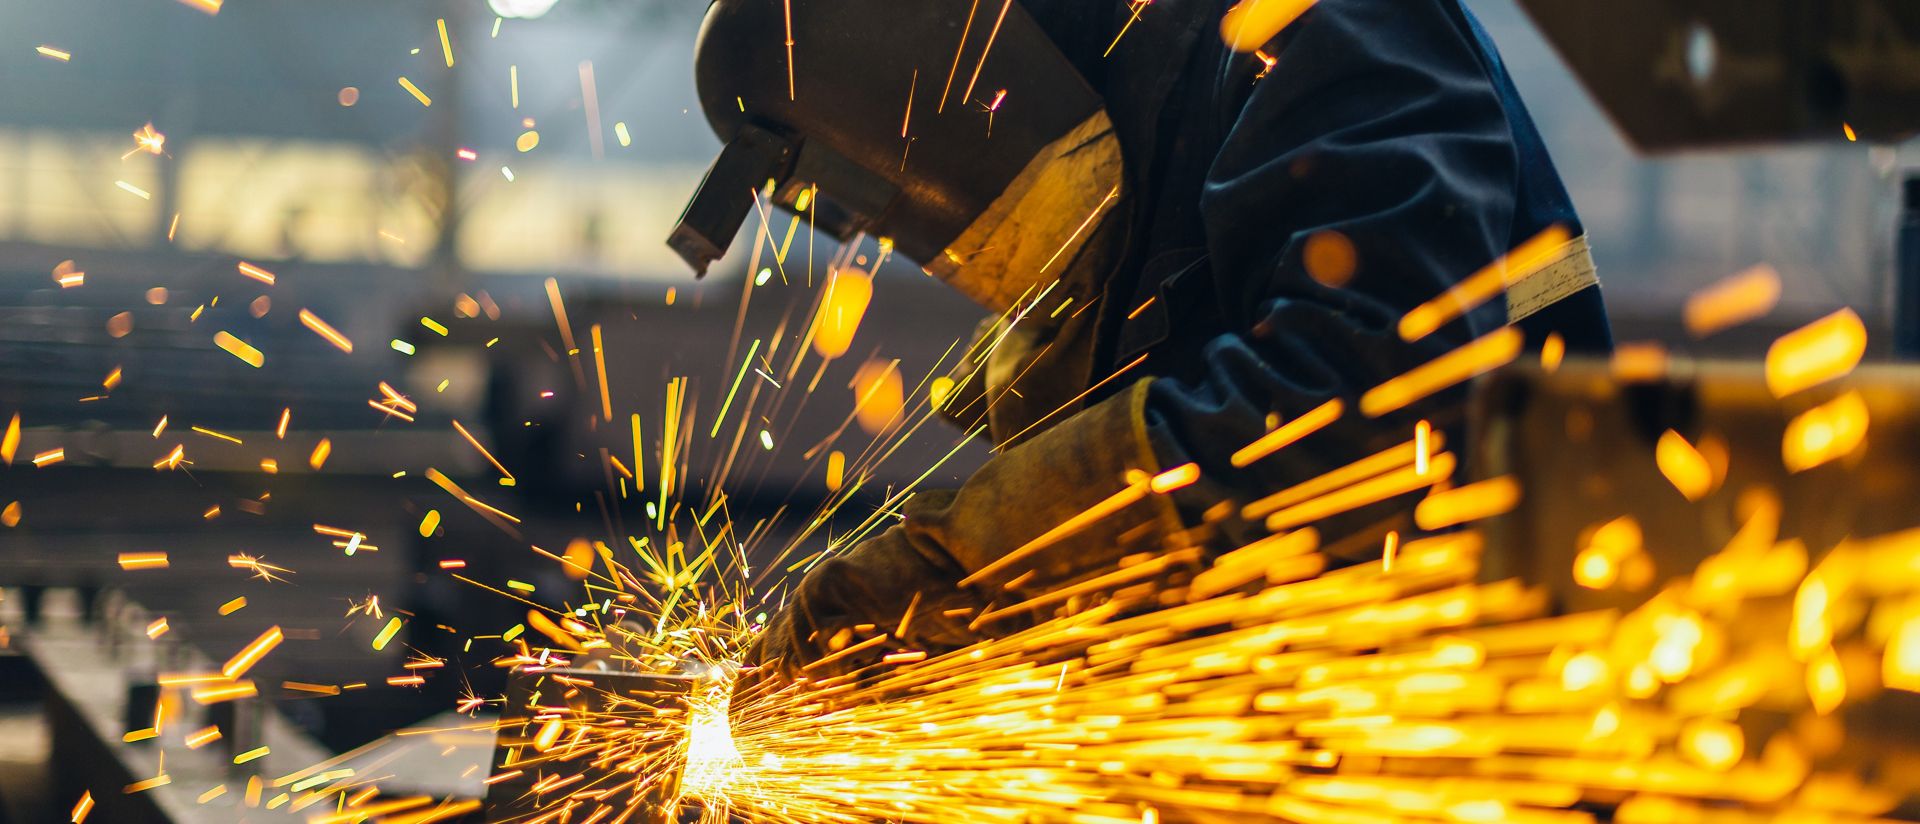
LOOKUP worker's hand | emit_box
[738,382,1183,692]
[738,523,985,685]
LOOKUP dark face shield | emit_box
[667,0,1108,278]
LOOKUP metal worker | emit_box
[669,0,1612,679]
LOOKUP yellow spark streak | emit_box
[1263,452,1455,531]
[812,271,871,359]
[1808,645,1846,714]
[298,309,352,353]
[1540,331,1566,372]
[37,45,72,61]
[591,324,612,422]
[237,261,276,285]
[1414,419,1432,475]
[938,0,982,113]
[544,278,579,357]
[221,626,282,679]
[372,617,403,651]
[960,463,1197,587]
[192,681,257,705]
[124,775,171,794]
[782,0,795,100]
[1360,326,1522,418]
[901,69,917,138]
[146,618,169,638]
[436,18,454,67]
[959,0,1014,107]
[1685,265,1781,338]
[1220,0,1318,51]
[191,426,242,444]
[176,0,221,13]
[461,494,521,524]
[1655,430,1715,501]
[213,331,265,368]
[232,746,270,764]
[1765,308,1867,398]
[1,414,18,465]
[631,414,646,492]
[995,353,1149,450]
[1231,398,1343,467]
[451,419,514,481]
[419,510,441,537]
[119,552,169,570]
[1105,0,1149,57]
[804,632,892,672]
[580,60,604,159]
[1413,475,1520,530]
[825,449,846,492]
[1782,390,1869,472]
[218,597,247,615]
[309,438,331,470]
[1247,435,1440,520]
[510,64,520,109]
[282,681,340,696]
[1886,614,1920,692]
[1040,187,1123,276]
[1398,226,1570,343]
[397,76,432,106]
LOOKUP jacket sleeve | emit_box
[1140,0,1524,547]
[742,0,1537,679]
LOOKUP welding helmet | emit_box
[668,0,1125,311]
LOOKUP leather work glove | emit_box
[741,380,1184,683]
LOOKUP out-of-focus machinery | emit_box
[1514,0,1920,150]
[1516,0,1920,357]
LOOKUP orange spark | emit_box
[191,681,258,705]
[1361,326,1523,418]
[1413,475,1521,529]
[1399,226,1570,342]
[299,309,354,353]
[236,261,276,285]
[213,332,265,368]
[1221,0,1318,52]
[118,552,170,570]
[1782,390,1869,473]
[1684,265,1781,338]
[1232,399,1343,467]
[1766,309,1867,398]
[1655,430,1716,501]
[221,626,283,679]
[128,122,166,156]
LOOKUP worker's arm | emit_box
[743,0,1527,679]
[1144,0,1521,543]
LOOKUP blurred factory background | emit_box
[0,0,1911,820]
